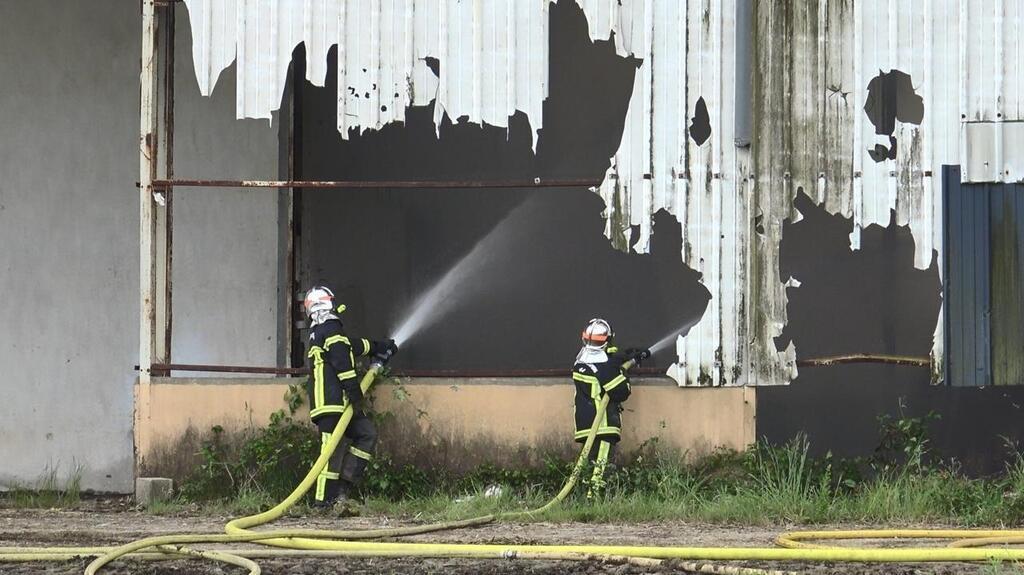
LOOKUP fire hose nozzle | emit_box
[371,339,399,368]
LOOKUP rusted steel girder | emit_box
[149,178,602,189]
[145,354,931,377]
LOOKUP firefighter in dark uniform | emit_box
[572,318,649,498]
[303,286,398,510]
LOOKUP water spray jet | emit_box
[647,316,703,355]
[390,199,539,347]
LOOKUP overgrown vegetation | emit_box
[0,463,83,509]
[167,390,1024,527]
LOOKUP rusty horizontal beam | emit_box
[149,178,602,190]
[142,363,667,377]
[796,354,931,368]
[141,355,930,378]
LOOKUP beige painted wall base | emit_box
[138,376,755,475]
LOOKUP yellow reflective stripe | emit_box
[603,373,627,391]
[360,339,371,355]
[572,372,599,384]
[311,348,325,409]
[336,370,357,381]
[324,335,350,350]
[316,475,327,501]
[316,432,331,502]
[591,440,612,487]
[310,405,346,418]
[574,427,621,439]
[322,471,340,479]
[348,446,373,461]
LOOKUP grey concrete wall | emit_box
[170,5,280,372]
[0,0,140,492]
[0,2,280,492]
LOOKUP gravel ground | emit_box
[0,507,997,575]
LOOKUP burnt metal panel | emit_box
[179,0,1024,386]
[943,165,990,387]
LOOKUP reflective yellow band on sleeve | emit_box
[324,335,350,350]
[348,446,373,461]
[572,372,599,384]
[602,373,627,391]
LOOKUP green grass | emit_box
[357,439,1024,528]
[981,560,1024,575]
[171,442,1024,527]
[0,463,83,509]
[169,406,1024,528]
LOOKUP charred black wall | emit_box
[757,191,1024,473]
[298,0,709,371]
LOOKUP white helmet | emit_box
[581,318,613,349]
[304,286,345,327]
[576,318,613,364]
[304,286,334,317]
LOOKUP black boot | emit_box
[331,481,360,517]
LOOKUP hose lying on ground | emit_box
[7,359,1024,574]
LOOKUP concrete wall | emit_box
[139,377,755,477]
[0,2,279,492]
[170,4,280,371]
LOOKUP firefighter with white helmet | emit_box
[303,285,398,512]
[571,318,649,498]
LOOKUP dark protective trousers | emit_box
[314,411,377,502]
[586,439,616,498]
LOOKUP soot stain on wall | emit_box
[759,191,1024,474]
[299,0,709,371]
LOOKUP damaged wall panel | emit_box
[575,0,772,386]
[752,0,1022,384]
[180,0,1023,387]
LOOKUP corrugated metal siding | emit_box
[943,165,990,387]
[944,165,1024,387]
[989,180,1024,386]
[753,0,1022,385]
[576,0,774,386]
[183,0,548,148]
[181,0,1024,387]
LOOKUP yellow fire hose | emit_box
[6,360,1024,574]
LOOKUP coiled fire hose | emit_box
[6,358,1024,574]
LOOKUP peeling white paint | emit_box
[182,0,1023,388]
[183,0,548,148]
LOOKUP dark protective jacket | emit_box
[305,318,384,422]
[572,355,631,443]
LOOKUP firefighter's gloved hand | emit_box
[373,339,398,364]
[618,347,651,364]
[632,348,652,363]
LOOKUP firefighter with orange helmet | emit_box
[571,318,649,498]
[303,285,398,511]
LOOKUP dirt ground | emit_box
[0,505,995,575]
